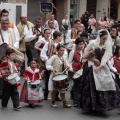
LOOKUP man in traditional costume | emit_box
[0,16,20,98]
[17,15,34,75]
[0,17,19,49]
[0,9,20,39]
[24,17,44,62]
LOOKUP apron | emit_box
[27,71,44,100]
[27,82,44,100]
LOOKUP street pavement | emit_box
[0,78,120,120]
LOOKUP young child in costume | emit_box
[68,38,84,106]
[46,44,73,108]
[108,45,120,88]
[20,58,44,108]
[0,48,21,111]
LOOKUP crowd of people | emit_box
[0,8,120,113]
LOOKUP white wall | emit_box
[67,0,70,18]
[96,0,109,21]
[78,0,87,17]
[0,2,27,25]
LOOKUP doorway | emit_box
[110,0,118,20]
[87,0,97,17]
[16,6,22,25]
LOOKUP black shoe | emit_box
[70,90,74,100]
[44,96,48,100]
[20,74,23,76]
[55,97,61,101]
[29,104,34,108]
[0,95,2,99]
[70,95,74,100]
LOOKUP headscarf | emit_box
[84,29,113,66]
[95,29,113,48]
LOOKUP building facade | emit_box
[70,0,120,21]
[0,0,120,26]
[27,0,70,25]
[27,0,120,27]
[0,0,27,24]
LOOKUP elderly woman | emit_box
[77,29,120,112]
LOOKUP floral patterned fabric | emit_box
[20,81,43,104]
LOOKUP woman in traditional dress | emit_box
[77,29,120,112]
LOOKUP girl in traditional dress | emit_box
[68,38,84,106]
[77,29,120,112]
[108,45,120,88]
[34,29,51,72]
[34,29,51,52]
[20,58,44,108]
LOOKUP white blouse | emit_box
[88,18,96,29]
[34,37,48,49]
[46,55,71,71]
[84,40,112,66]
[8,60,17,73]
[40,41,68,61]
[68,50,83,68]
[108,57,120,72]
[68,50,83,64]
[25,27,42,42]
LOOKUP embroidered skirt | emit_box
[76,62,120,112]
[20,81,44,104]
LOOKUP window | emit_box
[7,0,26,3]
[70,0,79,26]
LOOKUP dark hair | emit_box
[111,36,116,39]
[80,31,88,38]
[74,19,80,24]
[117,23,120,27]
[6,48,15,56]
[56,44,65,51]
[48,19,54,24]
[53,31,62,39]
[29,58,38,64]
[44,28,50,34]
[114,45,120,57]
[77,30,82,35]
[111,25,117,30]
[1,9,9,16]
[75,38,84,45]
[99,30,108,38]
[35,17,42,21]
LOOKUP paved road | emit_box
[0,78,120,120]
